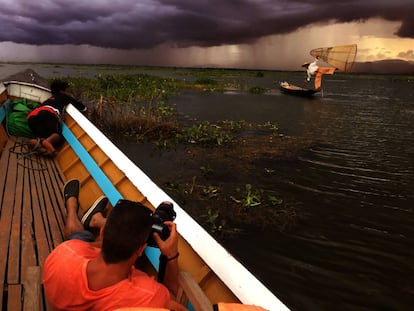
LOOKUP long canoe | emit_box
[0,71,288,310]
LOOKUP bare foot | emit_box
[41,139,57,156]
[29,138,41,149]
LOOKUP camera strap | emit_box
[157,254,168,282]
[157,253,179,282]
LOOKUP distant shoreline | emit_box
[1,59,414,75]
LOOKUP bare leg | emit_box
[63,197,84,239]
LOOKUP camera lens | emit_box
[146,201,175,247]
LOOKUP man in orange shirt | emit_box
[43,179,185,311]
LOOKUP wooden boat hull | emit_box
[279,81,319,97]
[0,75,288,310]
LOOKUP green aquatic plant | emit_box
[268,195,283,205]
[231,184,263,210]
[199,165,213,177]
[155,100,176,118]
[248,86,268,94]
[202,208,224,234]
[60,73,180,103]
[176,121,232,146]
[165,181,190,203]
[195,78,218,85]
[263,121,279,132]
[218,120,249,130]
[230,183,284,210]
[202,185,220,199]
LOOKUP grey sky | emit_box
[1,0,412,49]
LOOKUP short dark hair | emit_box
[50,79,69,95]
[102,200,153,263]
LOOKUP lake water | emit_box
[166,75,414,310]
[2,64,413,310]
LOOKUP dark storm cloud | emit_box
[0,0,412,49]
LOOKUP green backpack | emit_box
[6,98,39,138]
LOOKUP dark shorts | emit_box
[27,110,62,139]
[66,230,95,242]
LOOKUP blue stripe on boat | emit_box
[62,124,123,206]
[61,123,162,270]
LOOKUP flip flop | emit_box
[81,196,108,230]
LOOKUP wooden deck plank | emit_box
[0,139,10,214]
[7,149,25,283]
[23,266,41,311]
[21,156,38,283]
[32,159,54,252]
[38,156,66,249]
[0,139,18,307]
[29,163,54,271]
[7,285,22,311]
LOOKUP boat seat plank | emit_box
[0,137,66,310]
[177,271,212,311]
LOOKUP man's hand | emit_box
[152,221,178,258]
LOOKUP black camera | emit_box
[147,201,176,247]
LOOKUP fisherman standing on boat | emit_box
[43,179,186,311]
[27,79,87,156]
[302,57,336,90]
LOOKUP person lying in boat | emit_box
[302,57,336,90]
[43,179,186,311]
[27,79,87,156]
